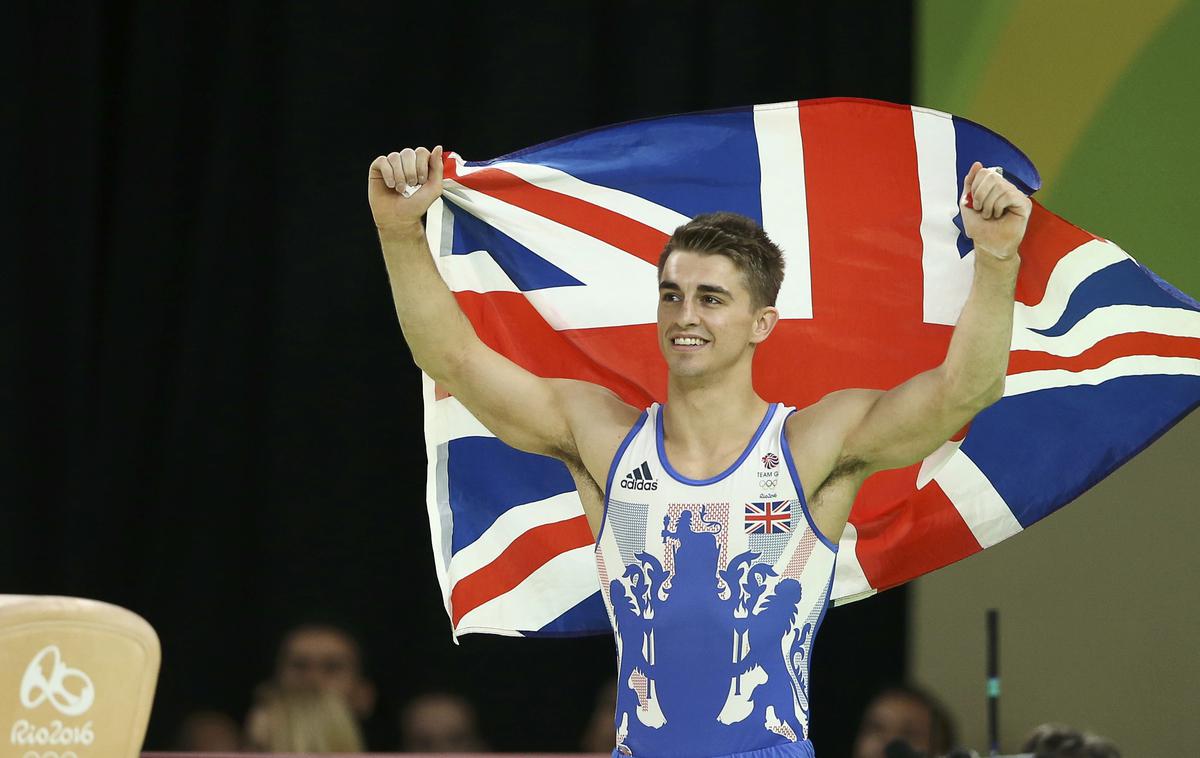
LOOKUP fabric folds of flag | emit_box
[418,97,1200,638]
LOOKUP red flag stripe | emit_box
[450,514,595,626]
[1014,203,1098,307]
[852,479,983,589]
[452,291,660,407]
[444,162,669,264]
[431,292,662,405]
[796,99,960,591]
[1008,332,1200,376]
[789,100,950,394]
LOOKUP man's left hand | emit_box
[961,161,1031,261]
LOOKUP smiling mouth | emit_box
[670,336,709,350]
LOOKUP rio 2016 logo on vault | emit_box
[10,645,97,754]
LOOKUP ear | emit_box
[750,305,780,345]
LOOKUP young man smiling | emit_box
[369,146,1029,758]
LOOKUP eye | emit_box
[661,292,679,302]
[703,295,722,305]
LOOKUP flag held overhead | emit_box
[419,98,1200,638]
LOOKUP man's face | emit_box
[177,711,244,752]
[401,694,483,753]
[276,628,361,706]
[852,693,935,758]
[657,250,771,378]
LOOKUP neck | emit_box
[663,358,769,455]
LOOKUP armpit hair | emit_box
[813,455,869,498]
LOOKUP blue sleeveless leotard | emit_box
[595,402,838,758]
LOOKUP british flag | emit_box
[418,98,1200,638]
[744,501,794,535]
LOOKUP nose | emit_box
[676,297,699,328]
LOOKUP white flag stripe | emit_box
[425,197,445,255]
[443,179,650,286]
[448,491,588,582]
[437,250,522,294]
[433,396,496,445]
[916,438,963,490]
[421,372,455,622]
[455,545,602,634]
[442,180,658,329]
[912,106,976,326]
[448,153,690,234]
[1005,355,1200,396]
[1014,239,1130,329]
[831,521,874,602]
[754,102,813,319]
[934,450,1023,549]
[1011,305,1200,356]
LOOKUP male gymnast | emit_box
[368,146,1029,758]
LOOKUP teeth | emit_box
[673,338,705,346]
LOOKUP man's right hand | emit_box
[368,146,444,234]
[367,143,637,533]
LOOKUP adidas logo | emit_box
[619,461,658,491]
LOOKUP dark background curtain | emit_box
[3,2,914,754]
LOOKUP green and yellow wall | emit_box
[919,0,1198,294]
[910,2,1199,755]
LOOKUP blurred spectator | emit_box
[579,677,617,754]
[398,692,487,753]
[1022,723,1121,758]
[852,684,956,758]
[174,709,243,752]
[245,686,364,753]
[275,621,376,720]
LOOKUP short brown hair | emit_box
[863,684,957,755]
[657,212,785,309]
[1022,724,1121,758]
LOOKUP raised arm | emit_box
[833,161,1030,476]
[368,148,632,467]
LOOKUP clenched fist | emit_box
[368,146,444,234]
[960,160,1031,261]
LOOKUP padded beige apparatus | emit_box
[0,596,160,758]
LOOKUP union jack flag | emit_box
[418,98,1200,638]
[744,501,794,535]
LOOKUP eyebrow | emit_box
[658,281,735,298]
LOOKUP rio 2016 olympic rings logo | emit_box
[19,646,95,717]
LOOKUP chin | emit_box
[664,355,711,379]
[670,365,706,379]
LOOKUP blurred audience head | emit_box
[174,709,243,752]
[1022,723,1120,758]
[245,686,365,753]
[398,691,486,753]
[580,676,618,753]
[275,621,376,719]
[852,683,956,758]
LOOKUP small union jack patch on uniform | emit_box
[744,501,793,534]
[762,452,780,469]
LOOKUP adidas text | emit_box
[620,461,658,491]
[620,479,658,491]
